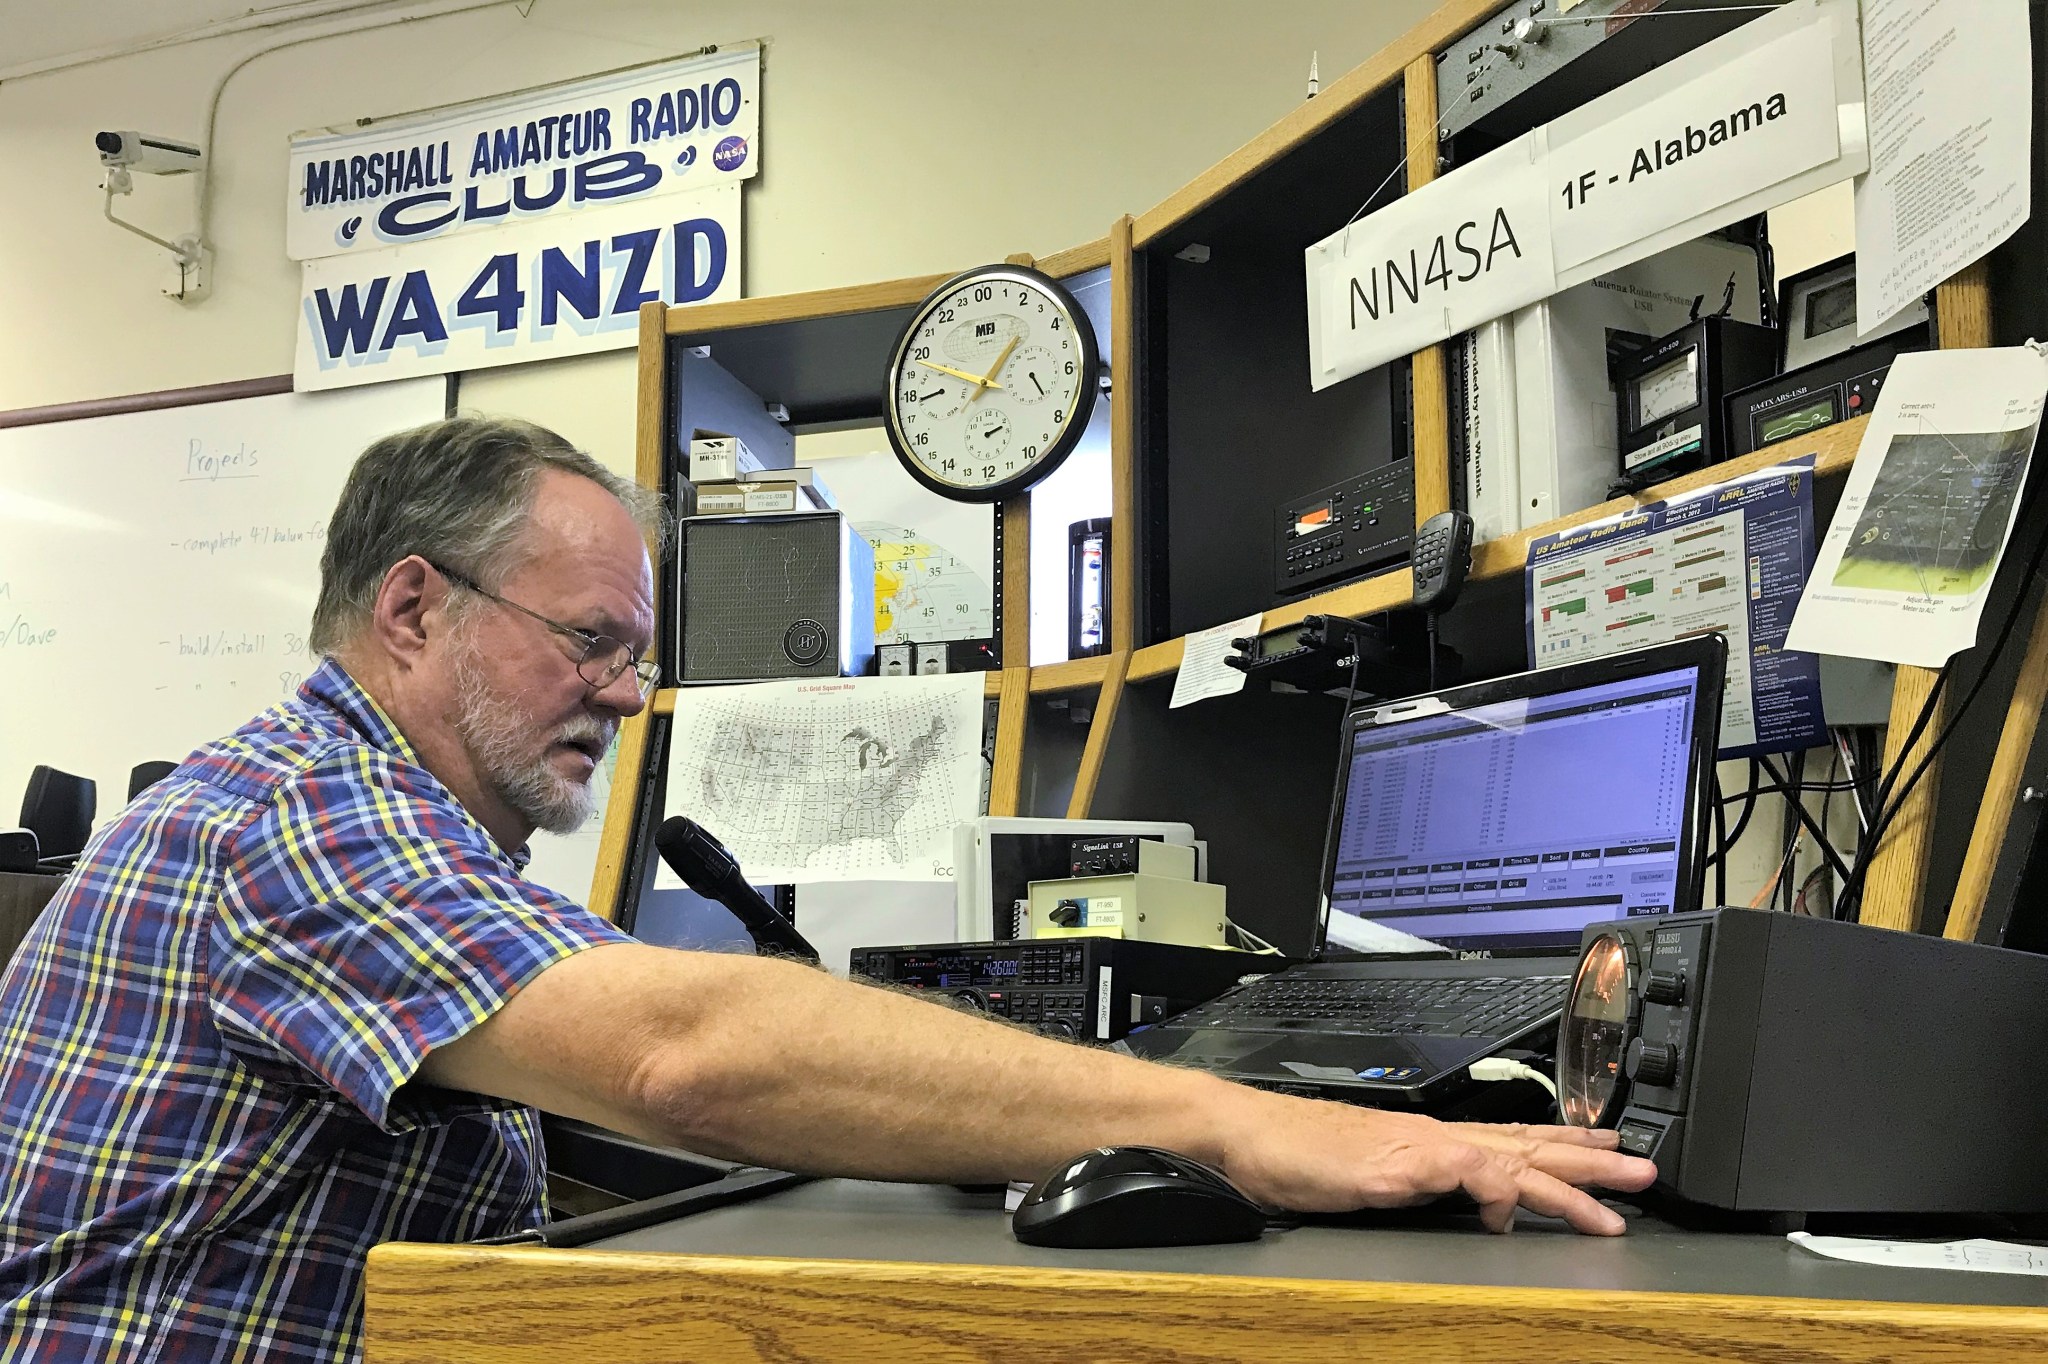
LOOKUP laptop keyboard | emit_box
[1182,974,1569,1038]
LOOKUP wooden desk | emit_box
[364,1179,2048,1362]
[0,869,61,966]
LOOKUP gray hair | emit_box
[310,414,667,656]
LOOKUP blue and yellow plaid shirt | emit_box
[0,659,630,1361]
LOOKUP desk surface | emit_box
[365,1177,2048,1364]
[589,1177,2047,1307]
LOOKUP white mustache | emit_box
[558,717,615,755]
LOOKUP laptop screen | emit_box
[1321,658,1709,957]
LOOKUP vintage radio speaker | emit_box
[676,511,877,683]
[1559,907,2048,1218]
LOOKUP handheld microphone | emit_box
[653,816,821,965]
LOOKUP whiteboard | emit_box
[0,379,447,851]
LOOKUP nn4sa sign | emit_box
[294,185,739,392]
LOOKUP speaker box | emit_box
[1562,907,2048,1218]
[676,511,877,683]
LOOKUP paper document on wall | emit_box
[1170,614,1262,709]
[1854,0,2033,336]
[658,673,988,886]
[1527,459,1827,757]
[1790,1233,2048,1276]
[1786,348,2048,667]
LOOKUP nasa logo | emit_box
[712,135,749,173]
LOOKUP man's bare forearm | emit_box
[636,950,1251,1183]
[429,942,1659,1231]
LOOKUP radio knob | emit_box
[1626,1038,1678,1088]
[947,988,989,1013]
[1045,1019,1079,1040]
[1643,969,1687,1007]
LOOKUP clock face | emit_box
[885,266,1099,503]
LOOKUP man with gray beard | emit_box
[0,417,1654,1364]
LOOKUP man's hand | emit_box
[1214,1094,1656,1235]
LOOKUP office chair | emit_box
[127,761,178,801]
[19,765,95,867]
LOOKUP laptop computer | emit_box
[1117,636,1726,1107]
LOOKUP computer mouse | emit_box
[1011,1145,1269,1249]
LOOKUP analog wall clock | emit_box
[883,264,1101,503]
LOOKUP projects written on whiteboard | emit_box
[0,378,445,818]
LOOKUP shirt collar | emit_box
[299,658,535,871]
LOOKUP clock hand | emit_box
[1028,371,1045,397]
[917,359,1003,389]
[964,336,1022,406]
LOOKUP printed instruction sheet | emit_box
[1786,347,2048,667]
[1171,614,1262,709]
[1790,1232,2048,1277]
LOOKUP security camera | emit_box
[94,131,204,176]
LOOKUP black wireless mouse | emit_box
[1011,1145,1269,1249]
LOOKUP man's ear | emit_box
[368,556,444,670]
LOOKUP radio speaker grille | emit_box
[678,513,875,682]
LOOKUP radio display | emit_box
[1757,392,1840,445]
[892,953,1019,989]
[1293,500,1335,539]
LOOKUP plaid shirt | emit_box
[0,659,629,1362]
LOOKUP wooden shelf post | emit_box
[1860,261,1993,932]
[1403,54,1453,527]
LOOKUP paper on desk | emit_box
[1790,1232,2048,1276]
[1170,614,1263,709]
[1784,347,2048,667]
[1854,0,2033,335]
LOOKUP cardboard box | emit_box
[693,481,800,515]
[742,464,837,509]
[688,431,759,484]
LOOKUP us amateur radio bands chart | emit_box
[1328,671,1696,952]
[1525,459,1825,758]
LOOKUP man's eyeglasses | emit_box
[426,560,660,699]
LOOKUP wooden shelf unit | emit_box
[597,0,2029,942]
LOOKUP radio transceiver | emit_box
[849,939,1284,1043]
